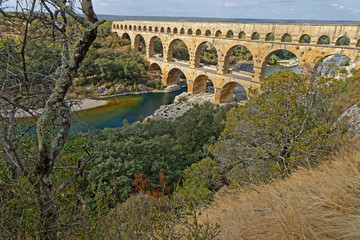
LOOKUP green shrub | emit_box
[340,59,350,66]
[339,67,348,74]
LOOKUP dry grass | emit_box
[200,143,360,239]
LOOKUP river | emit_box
[71,88,187,132]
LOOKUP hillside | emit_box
[199,141,360,239]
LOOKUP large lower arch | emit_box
[194,41,218,68]
[163,68,187,86]
[216,82,238,103]
[149,36,163,58]
[223,44,254,74]
[167,39,190,62]
[190,75,209,94]
[148,62,162,71]
[121,33,131,41]
[134,34,146,53]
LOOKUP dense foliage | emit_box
[66,103,233,210]
[211,70,343,187]
[77,21,148,87]
[77,48,147,86]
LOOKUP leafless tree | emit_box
[0,0,103,238]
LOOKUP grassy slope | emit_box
[199,142,360,240]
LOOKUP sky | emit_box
[89,0,359,21]
[2,0,359,21]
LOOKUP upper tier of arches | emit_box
[112,22,360,48]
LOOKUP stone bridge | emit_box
[112,20,360,103]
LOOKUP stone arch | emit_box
[167,27,171,33]
[205,30,212,36]
[148,62,162,71]
[129,25,132,30]
[164,68,187,86]
[281,33,292,42]
[262,48,300,79]
[194,41,218,68]
[251,32,259,40]
[154,27,158,32]
[191,74,210,94]
[133,25,137,31]
[161,27,165,33]
[173,28,178,34]
[167,39,190,62]
[238,31,246,39]
[196,29,201,35]
[149,26,152,32]
[215,30,222,37]
[134,34,146,53]
[223,44,254,74]
[217,82,238,103]
[226,30,234,38]
[143,26,147,31]
[149,36,163,58]
[299,34,311,43]
[234,83,248,101]
[316,53,356,74]
[138,26,142,31]
[180,28,185,34]
[318,35,330,45]
[125,25,128,30]
[336,36,350,46]
[265,33,275,41]
[120,24,123,30]
[188,29,193,35]
[121,33,131,41]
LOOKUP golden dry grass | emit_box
[200,143,360,239]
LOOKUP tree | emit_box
[0,0,103,238]
[211,70,341,185]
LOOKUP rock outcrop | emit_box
[340,102,360,136]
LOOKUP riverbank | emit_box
[14,99,109,118]
[146,92,246,120]
[276,58,299,67]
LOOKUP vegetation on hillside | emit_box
[2,9,360,238]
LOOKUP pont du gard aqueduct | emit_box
[112,20,360,103]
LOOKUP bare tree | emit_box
[0,0,103,238]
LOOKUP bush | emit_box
[211,70,342,184]
[339,67,348,74]
[340,59,350,66]
[268,54,278,65]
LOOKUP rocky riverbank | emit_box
[146,91,246,120]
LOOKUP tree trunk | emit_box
[36,180,58,240]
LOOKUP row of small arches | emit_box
[113,24,360,47]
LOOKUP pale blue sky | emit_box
[3,0,359,21]
[90,0,359,21]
